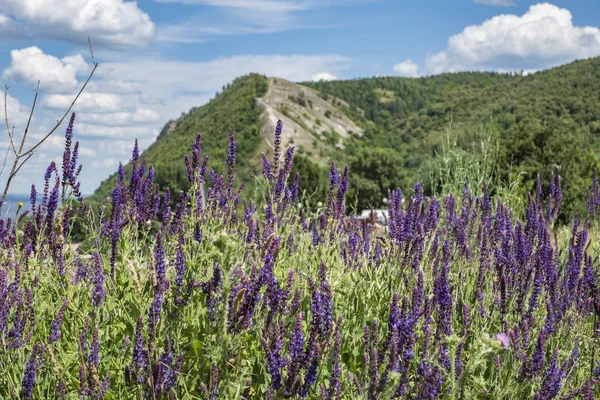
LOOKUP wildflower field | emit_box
[1,114,600,399]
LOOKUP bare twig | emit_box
[10,152,34,179]
[1,38,98,203]
[1,85,17,179]
[20,81,40,154]
[0,138,10,178]
[20,61,97,158]
[1,81,39,202]
[4,85,17,156]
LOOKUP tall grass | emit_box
[427,119,524,213]
[0,116,598,400]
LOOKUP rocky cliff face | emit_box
[90,73,365,201]
[254,77,363,165]
[157,119,178,140]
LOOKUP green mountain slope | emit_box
[304,57,600,218]
[92,58,600,220]
[91,73,362,204]
[91,73,269,202]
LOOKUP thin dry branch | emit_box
[20,81,40,155]
[21,60,97,157]
[1,37,99,203]
[0,139,9,179]
[10,152,33,179]
[4,85,17,156]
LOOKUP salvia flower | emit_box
[327,327,343,399]
[154,231,166,288]
[92,251,106,308]
[227,128,237,197]
[48,299,68,343]
[130,316,148,384]
[88,325,100,369]
[22,343,40,400]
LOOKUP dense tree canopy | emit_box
[92,57,600,222]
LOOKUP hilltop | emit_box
[91,57,600,220]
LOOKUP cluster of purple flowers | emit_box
[2,114,600,400]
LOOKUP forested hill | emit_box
[303,57,600,218]
[91,57,600,220]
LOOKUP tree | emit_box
[348,147,407,211]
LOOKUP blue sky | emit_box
[0,0,599,195]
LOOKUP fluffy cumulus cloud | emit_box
[0,0,154,48]
[2,47,90,92]
[0,45,351,193]
[393,59,419,77]
[399,3,600,76]
[311,72,337,81]
[42,93,123,113]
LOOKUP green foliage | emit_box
[348,147,407,210]
[304,57,600,220]
[91,58,600,221]
[426,120,523,212]
[289,155,328,208]
[5,108,600,399]
[91,73,269,202]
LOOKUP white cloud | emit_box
[87,80,142,95]
[79,109,160,126]
[474,0,515,6]
[2,47,91,92]
[2,45,352,193]
[422,3,600,74]
[0,0,154,49]
[75,124,157,140]
[43,93,123,113]
[99,54,350,98]
[96,139,153,157]
[2,93,31,132]
[92,157,122,169]
[311,72,337,81]
[78,147,97,157]
[393,59,419,77]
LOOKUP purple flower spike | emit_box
[227,128,237,197]
[335,165,349,219]
[48,299,68,343]
[131,316,148,383]
[273,120,283,174]
[327,327,343,398]
[92,251,106,308]
[61,112,76,184]
[175,241,186,290]
[89,325,100,369]
[22,343,40,400]
[154,231,167,289]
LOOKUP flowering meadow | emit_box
[1,113,600,399]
